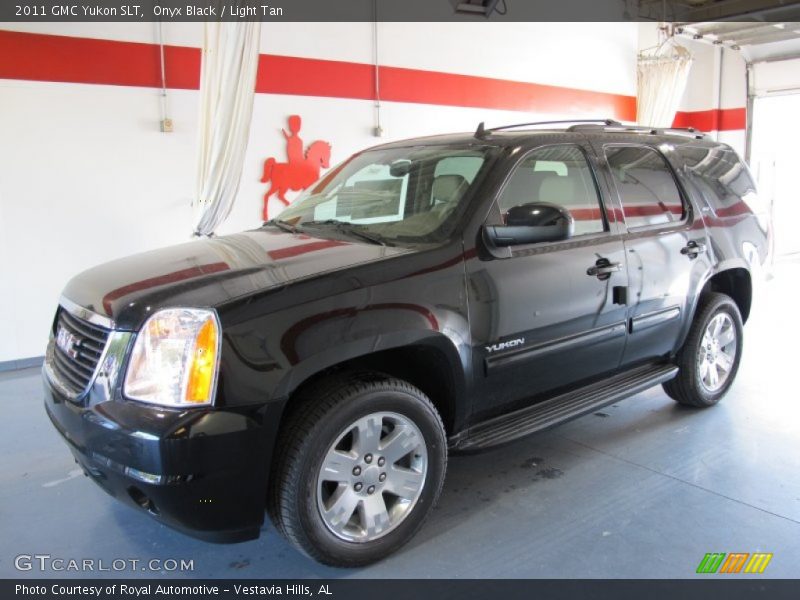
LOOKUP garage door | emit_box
[749,58,800,256]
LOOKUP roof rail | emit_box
[602,124,709,140]
[474,119,622,139]
[473,120,709,140]
[566,122,708,140]
[661,127,709,139]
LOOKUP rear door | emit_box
[467,141,629,417]
[596,143,711,365]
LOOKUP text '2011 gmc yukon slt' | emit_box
[44,120,769,566]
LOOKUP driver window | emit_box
[498,145,606,236]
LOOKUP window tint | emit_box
[605,146,684,229]
[498,145,605,236]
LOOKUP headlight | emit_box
[123,308,220,407]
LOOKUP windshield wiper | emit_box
[303,219,387,246]
[266,219,299,234]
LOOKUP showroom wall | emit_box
[0,21,747,363]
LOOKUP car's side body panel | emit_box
[43,128,769,545]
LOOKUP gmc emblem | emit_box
[55,326,81,359]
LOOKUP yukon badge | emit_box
[485,338,525,353]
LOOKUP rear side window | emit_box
[498,145,606,236]
[678,145,762,215]
[605,146,684,229]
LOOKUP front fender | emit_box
[217,280,471,413]
[270,328,468,403]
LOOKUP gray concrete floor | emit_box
[2,260,799,579]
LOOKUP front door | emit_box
[467,143,629,419]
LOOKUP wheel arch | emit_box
[675,266,752,355]
[271,334,468,440]
[701,267,752,323]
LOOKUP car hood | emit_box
[62,228,413,330]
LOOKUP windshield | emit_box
[275,144,494,245]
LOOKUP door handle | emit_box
[587,259,622,279]
[681,240,707,259]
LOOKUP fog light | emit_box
[125,467,163,485]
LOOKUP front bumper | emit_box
[43,371,273,543]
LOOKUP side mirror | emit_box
[484,202,574,247]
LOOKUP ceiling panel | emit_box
[676,21,800,52]
[638,0,800,21]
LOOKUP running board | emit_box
[455,363,678,451]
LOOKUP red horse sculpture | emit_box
[261,140,332,221]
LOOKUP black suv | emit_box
[44,120,768,566]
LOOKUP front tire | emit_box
[268,372,447,567]
[663,292,743,407]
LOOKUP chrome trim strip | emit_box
[87,331,133,405]
[59,295,115,330]
[485,321,628,372]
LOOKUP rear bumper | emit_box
[43,371,274,543]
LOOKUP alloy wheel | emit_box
[698,312,737,393]
[316,411,428,543]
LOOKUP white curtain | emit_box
[637,39,693,128]
[193,20,262,237]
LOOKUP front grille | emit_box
[50,307,111,396]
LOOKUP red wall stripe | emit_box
[381,64,637,118]
[0,30,201,89]
[256,54,375,101]
[0,30,745,131]
[672,108,747,132]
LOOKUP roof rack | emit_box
[591,123,709,140]
[658,127,709,139]
[475,119,621,139]
[474,120,708,140]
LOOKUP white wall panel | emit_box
[0,21,740,361]
[0,81,198,360]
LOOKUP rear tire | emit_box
[268,372,447,567]
[663,292,743,407]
